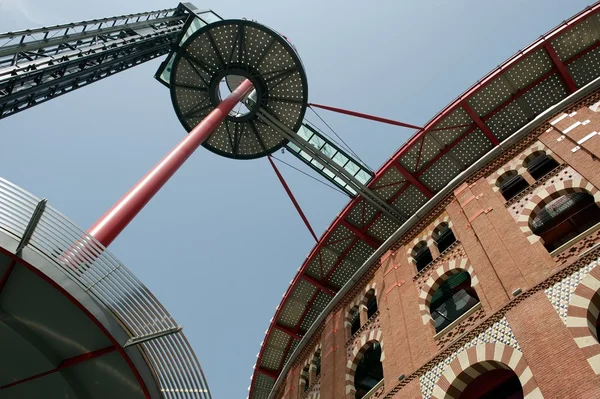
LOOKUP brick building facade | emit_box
[249,3,600,399]
[277,95,600,399]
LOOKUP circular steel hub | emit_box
[169,19,308,159]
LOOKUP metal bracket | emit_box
[124,325,183,347]
[16,198,47,255]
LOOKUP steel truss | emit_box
[0,6,192,119]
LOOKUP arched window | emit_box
[366,291,378,319]
[433,223,456,253]
[350,306,361,336]
[524,151,559,180]
[413,241,433,272]
[354,342,383,399]
[313,349,321,380]
[430,272,480,333]
[497,171,529,200]
[531,192,600,251]
[459,368,523,398]
[300,364,310,392]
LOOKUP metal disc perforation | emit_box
[169,19,308,159]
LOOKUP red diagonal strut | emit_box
[301,274,337,296]
[544,42,577,93]
[393,163,434,198]
[268,156,319,243]
[339,220,381,249]
[273,323,303,340]
[462,102,500,146]
[308,103,423,130]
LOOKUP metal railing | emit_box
[0,177,211,398]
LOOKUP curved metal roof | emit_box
[249,2,600,398]
[0,177,211,398]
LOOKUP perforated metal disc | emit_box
[169,19,308,159]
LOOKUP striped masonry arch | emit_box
[345,330,384,398]
[345,282,377,332]
[431,343,543,399]
[418,258,479,325]
[516,178,600,243]
[567,264,600,374]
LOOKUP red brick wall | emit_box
[507,291,600,397]
[319,310,346,399]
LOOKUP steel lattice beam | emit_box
[0,6,190,119]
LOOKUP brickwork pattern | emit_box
[383,247,600,398]
[554,228,600,266]
[276,90,600,399]
[435,306,487,350]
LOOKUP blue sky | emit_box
[0,0,593,397]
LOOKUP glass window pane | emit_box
[309,135,325,150]
[300,151,312,162]
[159,55,175,84]
[286,142,300,153]
[311,159,323,169]
[297,126,313,141]
[198,12,221,24]
[345,161,360,175]
[334,176,346,186]
[180,18,206,44]
[356,170,371,184]
[322,143,336,158]
[332,151,348,166]
[323,169,336,179]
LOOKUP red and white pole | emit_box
[88,79,254,247]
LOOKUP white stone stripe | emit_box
[551,113,569,125]
[588,353,600,374]
[582,275,600,292]
[574,335,598,348]
[564,121,582,133]
[520,366,533,386]
[566,316,589,328]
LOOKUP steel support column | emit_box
[88,79,254,247]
